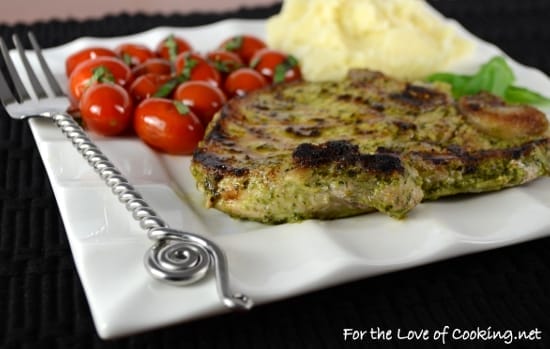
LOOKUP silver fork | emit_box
[0,32,252,311]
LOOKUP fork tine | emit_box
[13,34,47,99]
[0,37,30,102]
[28,32,65,97]
[0,68,17,106]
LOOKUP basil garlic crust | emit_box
[191,69,549,224]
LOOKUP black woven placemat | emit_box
[1,1,549,348]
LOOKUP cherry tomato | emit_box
[65,46,117,77]
[174,52,221,87]
[134,98,205,155]
[219,35,267,64]
[129,73,171,103]
[206,50,243,77]
[156,35,192,62]
[79,83,133,136]
[69,56,132,101]
[250,48,302,84]
[131,58,172,78]
[224,68,268,98]
[174,81,227,126]
[115,43,155,66]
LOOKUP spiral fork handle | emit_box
[52,112,253,311]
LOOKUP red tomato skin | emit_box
[219,35,267,65]
[79,83,133,136]
[206,50,243,76]
[174,81,227,126]
[115,43,155,66]
[129,73,171,103]
[133,98,205,155]
[224,68,268,98]
[250,48,302,83]
[65,47,117,77]
[131,58,172,78]
[69,56,132,101]
[174,52,221,87]
[156,35,193,61]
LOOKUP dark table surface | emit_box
[1,1,550,348]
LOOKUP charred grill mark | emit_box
[203,122,235,145]
[370,102,385,112]
[336,94,352,101]
[390,84,449,111]
[337,93,387,113]
[193,149,249,180]
[285,126,322,137]
[251,102,270,111]
[292,140,404,174]
[393,120,417,131]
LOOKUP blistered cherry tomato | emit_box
[79,83,133,136]
[219,35,266,64]
[115,43,155,66]
[224,67,267,98]
[131,58,172,78]
[156,35,192,61]
[175,52,221,86]
[206,50,243,77]
[250,48,302,84]
[65,47,117,77]
[68,56,131,101]
[134,98,205,155]
[129,73,171,103]
[174,81,226,126]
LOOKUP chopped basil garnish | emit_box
[164,34,178,62]
[273,55,299,84]
[153,54,198,97]
[90,65,115,84]
[224,36,243,51]
[174,100,190,115]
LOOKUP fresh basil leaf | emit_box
[427,56,550,106]
[426,73,470,98]
[463,56,514,97]
[505,85,550,106]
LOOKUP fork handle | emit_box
[51,112,253,311]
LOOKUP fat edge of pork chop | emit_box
[191,69,550,224]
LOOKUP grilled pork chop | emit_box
[191,69,550,223]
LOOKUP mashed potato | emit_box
[266,0,473,81]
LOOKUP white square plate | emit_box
[11,16,550,339]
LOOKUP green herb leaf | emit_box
[164,34,178,62]
[153,77,180,97]
[272,56,300,84]
[173,100,190,115]
[426,56,550,106]
[224,36,243,51]
[286,55,299,68]
[273,63,287,84]
[181,54,198,80]
[213,60,231,73]
[122,53,133,66]
[505,85,550,106]
[463,56,515,97]
[90,65,115,84]
[426,73,470,98]
[249,56,260,69]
